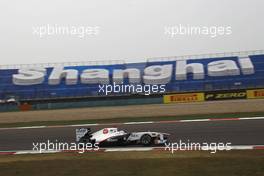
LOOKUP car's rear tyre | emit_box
[140,134,152,146]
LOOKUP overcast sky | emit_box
[0,0,263,65]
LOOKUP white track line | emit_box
[1,126,47,130]
[123,121,154,125]
[179,119,210,122]
[0,117,264,131]
[239,117,264,120]
[105,147,154,152]
[1,145,264,155]
[15,150,61,155]
[70,124,99,127]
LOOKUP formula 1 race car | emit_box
[76,128,169,146]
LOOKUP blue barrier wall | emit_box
[0,54,264,100]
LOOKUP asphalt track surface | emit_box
[0,119,264,151]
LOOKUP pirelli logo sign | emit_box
[205,90,247,101]
[247,89,264,99]
[164,93,204,103]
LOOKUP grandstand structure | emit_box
[0,50,264,112]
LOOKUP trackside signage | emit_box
[247,89,264,99]
[12,57,254,86]
[163,88,264,104]
[205,90,247,101]
[164,93,204,103]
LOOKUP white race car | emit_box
[76,128,169,146]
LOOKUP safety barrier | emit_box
[0,88,263,112]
